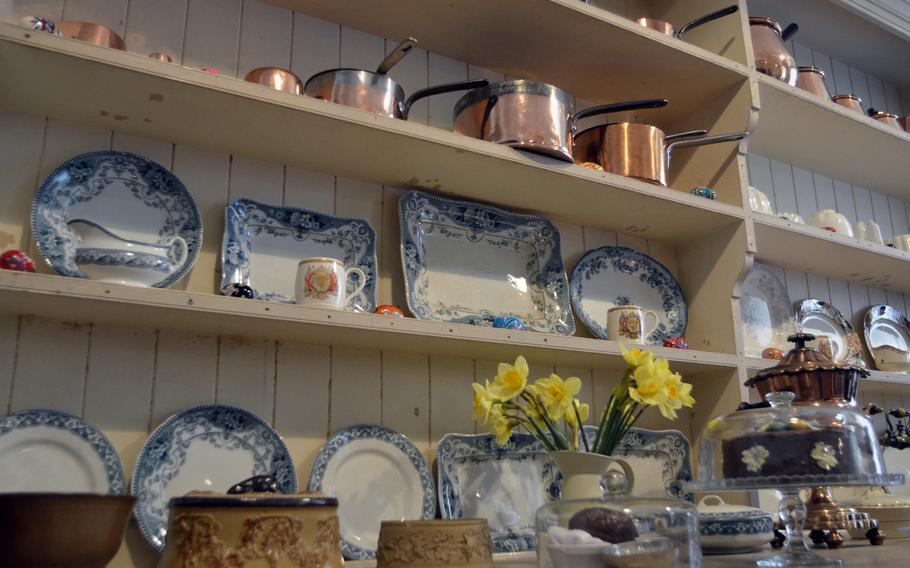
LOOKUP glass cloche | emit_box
[535,469,700,568]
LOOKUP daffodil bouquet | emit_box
[472,346,695,455]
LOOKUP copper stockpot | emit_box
[832,94,863,114]
[636,5,738,39]
[453,82,668,162]
[868,109,903,131]
[245,67,303,95]
[796,66,830,99]
[574,123,748,186]
[900,116,910,132]
[57,21,125,50]
[749,17,798,86]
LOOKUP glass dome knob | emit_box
[600,468,629,496]
[765,390,796,408]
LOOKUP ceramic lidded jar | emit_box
[377,519,494,568]
[535,469,700,568]
[696,495,774,554]
[744,333,869,406]
[158,478,342,568]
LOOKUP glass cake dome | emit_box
[691,391,895,491]
[535,470,700,568]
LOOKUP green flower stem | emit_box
[575,401,590,452]
[512,404,556,452]
[521,391,569,450]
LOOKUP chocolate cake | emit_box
[722,426,871,478]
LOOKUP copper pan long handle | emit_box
[570,99,669,134]
[665,131,750,169]
[677,5,739,38]
[402,79,489,118]
[665,129,708,142]
[376,37,418,75]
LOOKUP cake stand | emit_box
[685,473,904,567]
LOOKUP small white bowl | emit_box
[749,187,775,215]
[807,209,854,237]
[778,212,805,224]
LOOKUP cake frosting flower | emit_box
[810,442,838,471]
[742,444,770,473]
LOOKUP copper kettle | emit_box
[750,17,799,86]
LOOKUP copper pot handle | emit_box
[781,23,799,41]
[677,5,739,39]
[376,37,418,75]
[570,99,669,134]
[665,129,708,142]
[664,130,750,169]
[402,79,490,118]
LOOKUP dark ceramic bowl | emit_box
[0,493,135,567]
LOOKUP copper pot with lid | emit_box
[868,108,903,131]
[796,66,830,99]
[636,5,739,39]
[749,17,799,86]
[453,84,668,162]
[574,118,749,186]
[745,333,869,406]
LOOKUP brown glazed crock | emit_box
[0,493,135,568]
[745,332,869,406]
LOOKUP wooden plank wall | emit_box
[0,2,698,565]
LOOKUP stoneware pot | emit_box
[158,492,343,568]
[377,519,494,568]
[0,493,134,568]
[697,495,774,554]
[550,451,634,500]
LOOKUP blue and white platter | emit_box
[131,404,297,551]
[741,263,794,358]
[309,424,435,560]
[437,433,561,553]
[32,151,202,288]
[0,409,125,494]
[570,246,686,344]
[222,198,377,311]
[583,426,693,501]
[399,191,574,335]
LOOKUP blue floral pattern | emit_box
[221,198,377,311]
[583,426,694,501]
[31,151,202,288]
[308,424,435,560]
[399,191,573,335]
[570,246,686,343]
[74,249,172,272]
[131,404,297,551]
[436,433,562,552]
[0,409,125,494]
[699,511,774,536]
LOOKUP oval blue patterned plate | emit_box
[0,409,125,494]
[570,246,686,344]
[32,151,202,288]
[131,404,297,551]
[309,424,435,560]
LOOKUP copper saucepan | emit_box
[245,67,303,94]
[57,21,126,50]
[453,81,668,162]
[867,108,903,131]
[574,122,748,187]
[750,17,799,86]
[305,38,487,119]
[636,5,739,39]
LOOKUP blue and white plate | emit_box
[222,198,377,310]
[0,409,125,494]
[131,404,297,551]
[399,191,574,335]
[437,433,561,552]
[32,151,202,288]
[570,246,686,344]
[309,424,435,560]
[741,263,794,358]
[583,426,693,501]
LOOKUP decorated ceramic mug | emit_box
[607,305,658,344]
[295,257,366,310]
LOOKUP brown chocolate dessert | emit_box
[722,427,871,478]
[568,507,638,543]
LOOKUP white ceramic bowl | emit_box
[778,212,805,224]
[697,495,774,554]
[748,186,775,215]
[842,488,910,533]
[807,209,854,237]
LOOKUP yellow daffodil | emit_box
[565,400,590,427]
[628,359,669,407]
[472,380,496,423]
[490,414,513,446]
[533,373,582,420]
[488,355,529,401]
[621,344,654,369]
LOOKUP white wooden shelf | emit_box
[0,23,745,241]
[263,0,751,120]
[0,271,740,377]
[751,213,910,292]
[750,74,910,197]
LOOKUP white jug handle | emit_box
[167,236,188,265]
[643,310,660,339]
[344,267,367,306]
